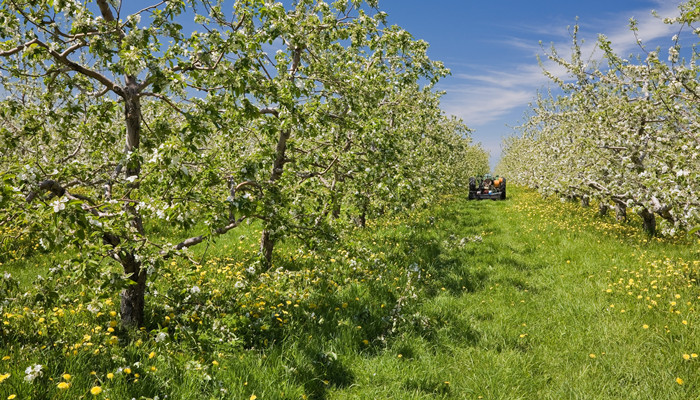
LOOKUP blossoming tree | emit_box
[0,0,487,327]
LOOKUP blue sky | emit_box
[377,0,686,169]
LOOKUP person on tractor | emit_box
[482,174,493,194]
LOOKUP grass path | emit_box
[332,187,700,399]
[2,187,698,399]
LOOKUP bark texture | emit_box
[119,253,147,327]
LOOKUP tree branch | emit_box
[0,38,40,57]
[172,216,247,251]
[141,92,189,115]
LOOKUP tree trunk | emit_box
[332,198,341,220]
[354,211,366,228]
[120,83,146,325]
[124,87,144,234]
[615,202,627,221]
[260,129,291,268]
[580,196,590,207]
[120,252,147,327]
[260,229,274,267]
[598,202,609,217]
[638,208,656,236]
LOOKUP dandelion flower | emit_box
[676,377,684,385]
[62,373,71,381]
[124,368,131,374]
[642,324,649,329]
[57,382,70,389]
[250,395,257,400]
[589,353,596,359]
[90,386,102,395]
[106,373,114,380]
[683,354,690,360]
[148,351,156,359]
[8,395,17,399]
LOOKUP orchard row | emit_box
[0,0,488,326]
[498,2,699,236]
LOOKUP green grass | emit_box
[1,187,699,399]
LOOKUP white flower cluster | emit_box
[51,197,68,213]
[24,364,42,382]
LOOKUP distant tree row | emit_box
[498,3,700,236]
[0,0,488,326]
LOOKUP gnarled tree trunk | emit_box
[119,83,146,326]
[260,128,290,268]
[580,196,590,207]
[615,202,627,221]
[638,207,656,236]
[120,252,147,327]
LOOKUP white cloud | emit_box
[440,85,533,126]
[440,1,683,128]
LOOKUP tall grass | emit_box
[1,187,698,399]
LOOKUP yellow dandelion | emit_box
[250,395,257,400]
[2,356,10,361]
[57,382,71,390]
[589,353,596,359]
[683,354,691,360]
[0,373,9,383]
[62,373,71,381]
[212,360,219,366]
[642,324,649,329]
[676,377,684,385]
[90,386,102,395]
[148,351,156,359]
[124,368,131,374]
[8,395,17,399]
[106,373,114,380]
[692,354,698,358]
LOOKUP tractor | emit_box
[468,175,506,200]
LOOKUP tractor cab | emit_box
[468,175,506,200]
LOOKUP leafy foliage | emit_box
[0,0,488,326]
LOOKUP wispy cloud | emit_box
[441,1,682,128]
[440,86,533,126]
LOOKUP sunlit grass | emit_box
[1,186,698,399]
